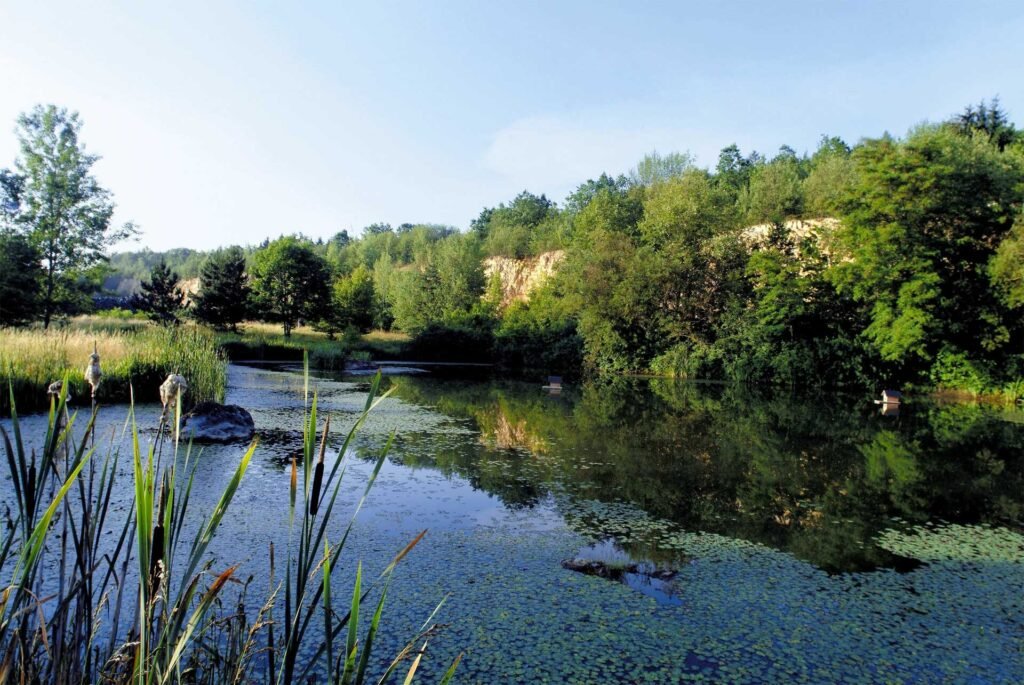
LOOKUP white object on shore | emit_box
[85,342,102,399]
[160,373,188,414]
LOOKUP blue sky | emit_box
[2,1,1022,251]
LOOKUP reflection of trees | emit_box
[388,377,1024,570]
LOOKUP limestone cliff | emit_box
[483,250,565,309]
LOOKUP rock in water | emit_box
[181,402,255,443]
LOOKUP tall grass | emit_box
[0,362,457,683]
[0,326,226,412]
[214,322,350,370]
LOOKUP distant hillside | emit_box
[102,248,211,295]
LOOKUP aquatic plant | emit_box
[0,360,457,683]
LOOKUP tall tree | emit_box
[949,97,1019,151]
[192,246,250,331]
[828,125,1024,371]
[4,105,136,327]
[329,264,376,334]
[630,150,693,186]
[133,259,185,325]
[250,236,330,336]
[0,231,43,325]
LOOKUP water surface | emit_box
[3,364,1022,683]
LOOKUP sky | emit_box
[1,0,1022,252]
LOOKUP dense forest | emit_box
[6,101,1024,394]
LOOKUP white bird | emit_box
[159,373,188,415]
[85,342,102,400]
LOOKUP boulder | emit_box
[181,402,255,443]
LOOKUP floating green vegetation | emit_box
[877,523,1024,562]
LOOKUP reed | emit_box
[0,325,226,412]
[214,322,350,370]
[0,359,458,683]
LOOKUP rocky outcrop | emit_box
[741,218,840,255]
[182,402,255,443]
[483,250,565,309]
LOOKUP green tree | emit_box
[192,246,250,331]
[828,125,1024,371]
[4,105,136,327]
[0,231,43,325]
[328,264,375,334]
[740,150,805,225]
[990,212,1024,309]
[949,97,1019,151]
[630,150,693,186]
[478,191,558,258]
[134,259,185,325]
[803,136,856,217]
[250,236,330,336]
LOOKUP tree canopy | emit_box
[250,236,330,336]
[1,105,136,327]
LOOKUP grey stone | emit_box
[181,402,255,443]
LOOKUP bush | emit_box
[928,348,996,395]
[494,303,583,375]
[405,314,496,363]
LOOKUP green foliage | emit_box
[321,264,375,336]
[405,314,497,363]
[828,124,1024,375]
[478,191,560,258]
[803,135,856,217]
[948,97,1019,151]
[133,259,186,325]
[989,211,1024,308]
[739,151,805,224]
[250,236,331,337]
[928,348,996,395]
[192,246,250,331]
[387,234,486,334]
[494,284,583,374]
[2,105,136,328]
[629,150,693,186]
[0,230,43,325]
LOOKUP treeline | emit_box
[6,101,1024,394]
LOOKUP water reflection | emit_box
[378,375,1024,573]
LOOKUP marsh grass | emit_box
[0,326,226,412]
[0,358,457,683]
[214,322,350,370]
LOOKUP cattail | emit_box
[150,524,165,591]
[159,373,188,416]
[289,456,297,514]
[84,342,102,400]
[46,380,64,398]
[308,416,330,516]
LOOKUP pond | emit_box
[3,363,1023,683]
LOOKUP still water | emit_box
[4,363,1023,683]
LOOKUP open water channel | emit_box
[3,362,1023,683]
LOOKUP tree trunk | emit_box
[43,264,55,329]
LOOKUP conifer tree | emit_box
[134,259,185,325]
[192,246,249,331]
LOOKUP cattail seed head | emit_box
[289,456,297,511]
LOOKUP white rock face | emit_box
[482,250,566,309]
